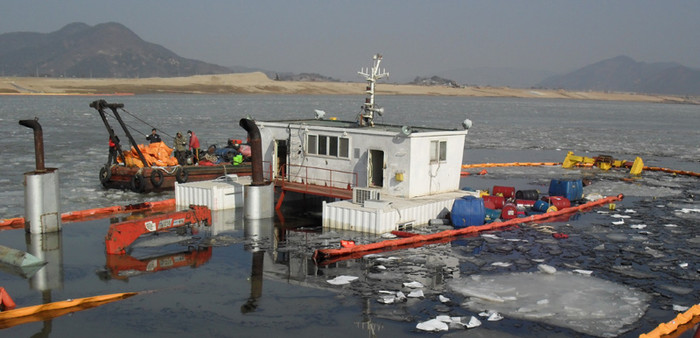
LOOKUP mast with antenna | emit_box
[357,54,389,126]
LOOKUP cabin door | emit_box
[368,149,384,187]
[274,140,288,179]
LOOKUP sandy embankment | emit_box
[0,72,694,104]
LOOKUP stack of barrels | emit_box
[451,179,584,228]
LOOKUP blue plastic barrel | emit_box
[451,196,485,228]
[548,179,583,201]
[484,208,501,223]
[533,199,550,212]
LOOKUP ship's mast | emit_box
[358,54,389,126]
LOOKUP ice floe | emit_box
[415,318,448,332]
[403,281,424,288]
[448,271,649,337]
[326,275,359,285]
[407,289,424,298]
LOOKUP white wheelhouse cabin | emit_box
[256,118,468,199]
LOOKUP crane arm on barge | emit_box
[90,99,150,168]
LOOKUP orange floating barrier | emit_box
[340,240,356,248]
[0,218,24,230]
[314,194,624,265]
[0,292,138,329]
[2,199,177,231]
[643,166,700,178]
[640,303,700,338]
[462,162,561,169]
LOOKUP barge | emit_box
[91,100,253,193]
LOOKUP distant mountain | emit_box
[0,22,232,78]
[538,56,700,96]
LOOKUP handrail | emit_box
[276,163,357,196]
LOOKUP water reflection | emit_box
[102,247,212,281]
[240,217,272,314]
[23,232,63,337]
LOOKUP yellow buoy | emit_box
[630,157,644,175]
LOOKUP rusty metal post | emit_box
[239,118,265,186]
[19,118,45,172]
[239,118,274,219]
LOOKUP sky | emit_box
[1,1,699,82]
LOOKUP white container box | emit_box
[175,177,246,210]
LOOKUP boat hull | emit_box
[100,164,252,193]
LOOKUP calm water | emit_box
[0,94,698,337]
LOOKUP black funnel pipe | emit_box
[239,118,265,186]
[19,118,45,171]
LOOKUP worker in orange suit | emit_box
[187,130,200,164]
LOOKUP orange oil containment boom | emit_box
[313,194,624,265]
[0,292,138,329]
[640,303,700,338]
[462,162,561,169]
[1,199,176,231]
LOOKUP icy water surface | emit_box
[0,95,698,337]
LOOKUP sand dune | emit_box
[0,72,695,104]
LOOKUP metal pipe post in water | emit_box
[19,118,61,233]
[239,118,274,219]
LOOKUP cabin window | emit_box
[306,134,350,159]
[318,135,328,155]
[339,138,350,158]
[430,140,447,163]
[307,135,318,155]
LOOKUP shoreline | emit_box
[1,72,697,104]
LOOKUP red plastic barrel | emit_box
[493,186,515,199]
[501,203,518,220]
[483,195,505,209]
[543,196,571,209]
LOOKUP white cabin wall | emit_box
[407,134,465,197]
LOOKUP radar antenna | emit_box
[357,54,389,126]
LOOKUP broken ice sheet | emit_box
[416,318,448,332]
[448,271,649,337]
[488,312,504,321]
[478,310,503,321]
[464,316,482,328]
[612,219,625,225]
[403,281,424,288]
[537,264,557,274]
[672,304,689,312]
[407,289,424,298]
[491,261,512,267]
[630,224,647,229]
[439,295,450,303]
[611,214,631,218]
[326,275,358,285]
[678,208,700,213]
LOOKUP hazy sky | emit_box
[2,1,699,81]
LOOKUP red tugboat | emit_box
[90,100,254,193]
